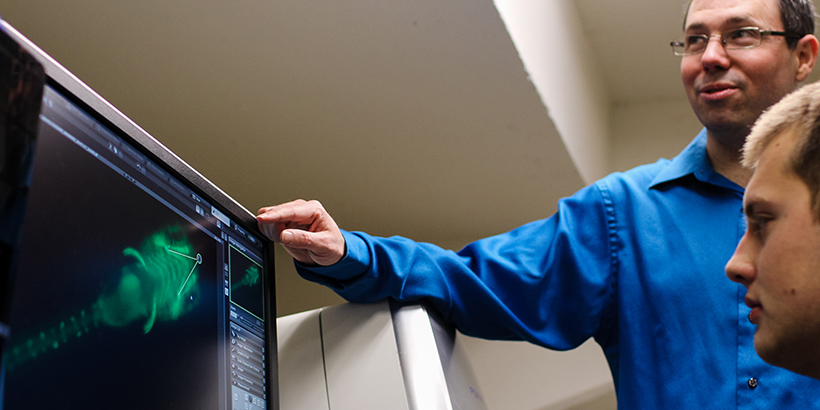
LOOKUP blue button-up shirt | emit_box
[299,129,820,408]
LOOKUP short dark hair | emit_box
[780,0,817,47]
[683,0,816,48]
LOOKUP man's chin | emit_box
[754,332,808,376]
[691,99,761,131]
[754,333,778,364]
[696,113,753,139]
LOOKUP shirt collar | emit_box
[649,128,743,193]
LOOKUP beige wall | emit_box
[610,98,703,173]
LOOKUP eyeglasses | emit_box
[670,27,796,56]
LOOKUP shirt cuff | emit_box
[295,230,371,280]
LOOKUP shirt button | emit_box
[748,378,758,389]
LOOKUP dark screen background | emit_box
[4,87,223,410]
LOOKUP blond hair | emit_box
[744,81,820,217]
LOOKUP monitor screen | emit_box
[1,46,275,410]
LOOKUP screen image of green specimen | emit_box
[6,225,202,370]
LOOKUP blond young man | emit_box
[727,81,820,381]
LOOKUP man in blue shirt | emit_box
[727,81,820,382]
[259,0,820,408]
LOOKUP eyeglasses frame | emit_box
[670,27,799,56]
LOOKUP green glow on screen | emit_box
[231,265,260,291]
[7,225,201,371]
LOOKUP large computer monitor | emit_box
[0,21,277,410]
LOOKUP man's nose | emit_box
[701,36,731,71]
[726,233,756,286]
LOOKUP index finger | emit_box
[256,199,322,224]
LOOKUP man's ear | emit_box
[794,34,819,82]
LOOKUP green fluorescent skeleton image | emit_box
[231,265,260,292]
[7,225,201,370]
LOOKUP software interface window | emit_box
[4,84,269,410]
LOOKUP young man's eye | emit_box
[749,216,773,239]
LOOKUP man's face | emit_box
[681,0,801,139]
[726,127,820,378]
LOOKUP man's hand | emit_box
[256,199,345,266]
